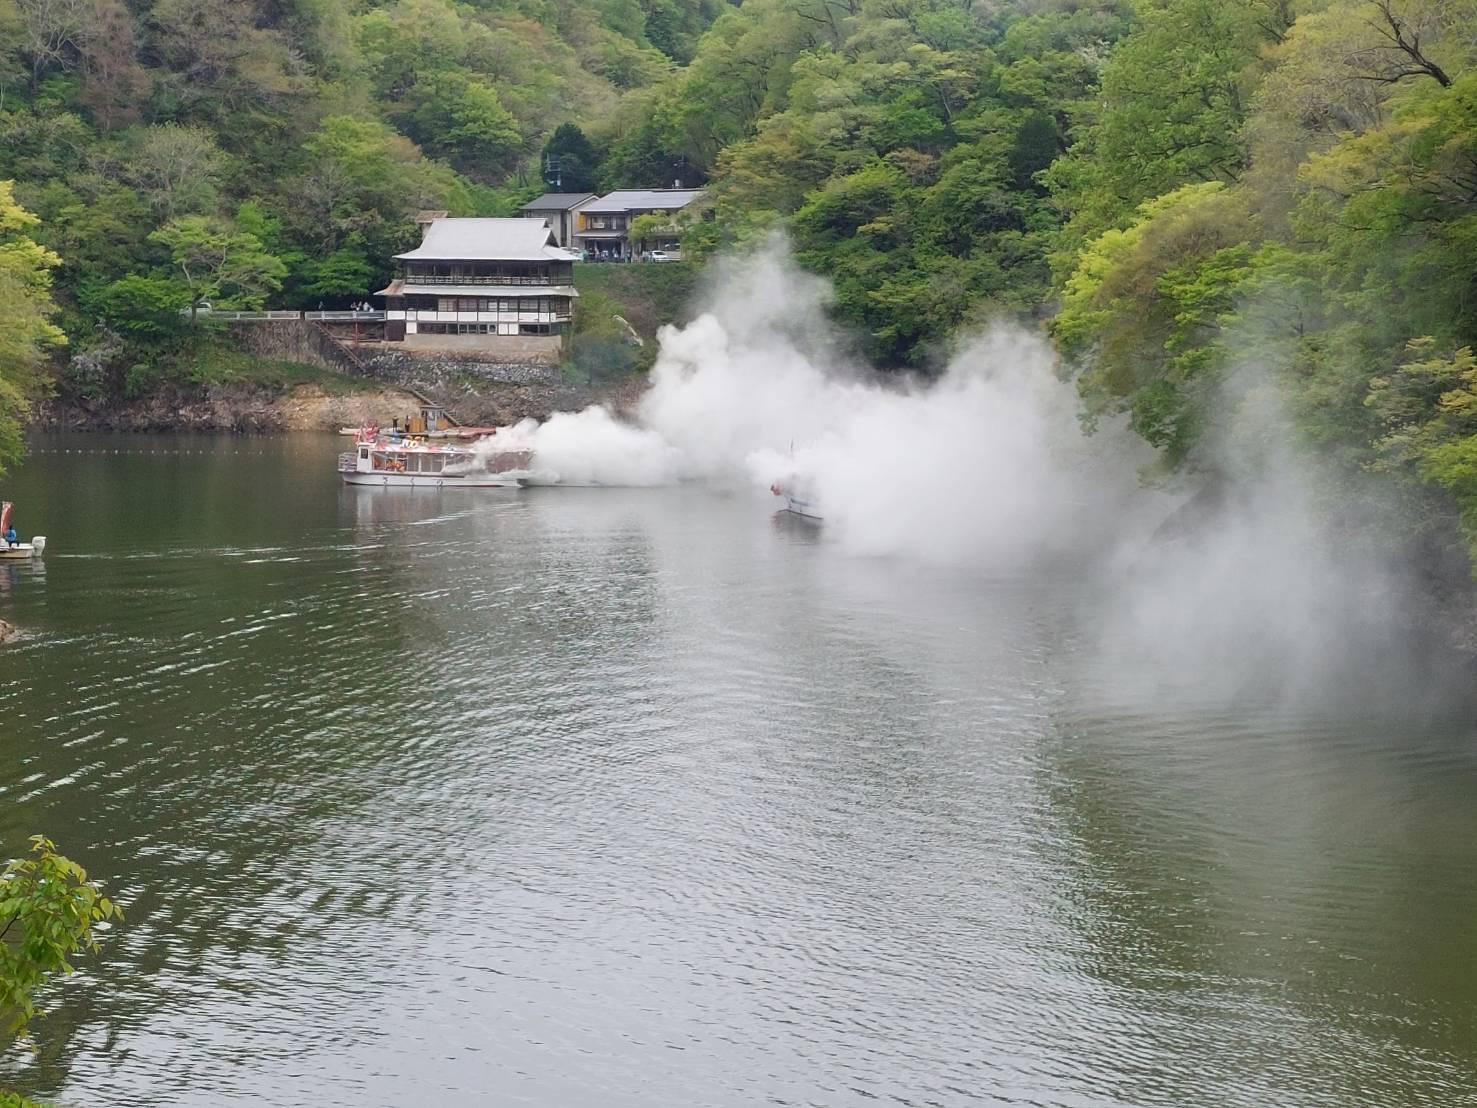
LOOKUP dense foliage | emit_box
[0,182,63,474]
[4,0,1477,572]
[0,837,121,1039]
[0,0,721,420]
[1047,0,1477,563]
[608,0,1134,364]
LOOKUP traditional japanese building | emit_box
[377,218,579,360]
[573,189,708,260]
[518,192,596,248]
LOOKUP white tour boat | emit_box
[339,425,532,488]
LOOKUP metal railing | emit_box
[196,310,386,322]
[198,309,304,321]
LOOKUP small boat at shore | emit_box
[0,502,45,558]
[0,540,45,560]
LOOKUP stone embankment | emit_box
[35,381,428,433]
[231,320,589,426]
[36,320,649,431]
[36,369,641,433]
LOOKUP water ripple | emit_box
[0,436,1475,1107]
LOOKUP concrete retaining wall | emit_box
[358,349,561,388]
[402,333,562,361]
[230,320,562,390]
[231,320,365,377]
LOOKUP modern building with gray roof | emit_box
[574,188,708,261]
[519,193,597,248]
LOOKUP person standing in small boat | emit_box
[3,525,15,548]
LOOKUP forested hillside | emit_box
[4,0,1477,580]
[1051,0,1477,585]
[0,0,721,374]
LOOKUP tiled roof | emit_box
[520,192,597,211]
[376,283,579,298]
[580,189,706,214]
[395,218,580,262]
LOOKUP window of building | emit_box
[419,323,514,335]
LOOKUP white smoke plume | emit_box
[488,407,681,487]
[489,241,1155,567]
[478,239,1453,701]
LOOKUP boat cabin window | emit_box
[400,453,446,474]
[359,447,369,461]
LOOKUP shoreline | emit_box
[33,372,649,435]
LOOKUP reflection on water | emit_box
[1,432,1475,1106]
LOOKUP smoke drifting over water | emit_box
[498,242,1453,701]
[499,244,1155,565]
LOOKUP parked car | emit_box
[643,250,672,262]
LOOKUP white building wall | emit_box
[386,309,571,325]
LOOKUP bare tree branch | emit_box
[1364,0,1452,88]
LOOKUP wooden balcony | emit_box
[400,274,564,286]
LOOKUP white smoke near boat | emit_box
[469,239,1448,700]
[479,241,1153,568]
[480,406,681,487]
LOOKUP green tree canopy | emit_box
[0,181,64,473]
[542,123,600,193]
[1,836,122,1039]
[150,215,287,320]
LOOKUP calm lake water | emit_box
[1,432,1475,1107]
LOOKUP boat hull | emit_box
[781,495,823,520]
[0,543,40,559]
[341,472,519,489]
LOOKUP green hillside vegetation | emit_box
[0,0,723,420]
[3,0,1477,580]
[620,0,1477,572]
[1043,0,1477,564]
[569,261,700,381]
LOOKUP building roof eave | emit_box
[381,284,580,298]
[519,192,598,211]
[394,218,578,262]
